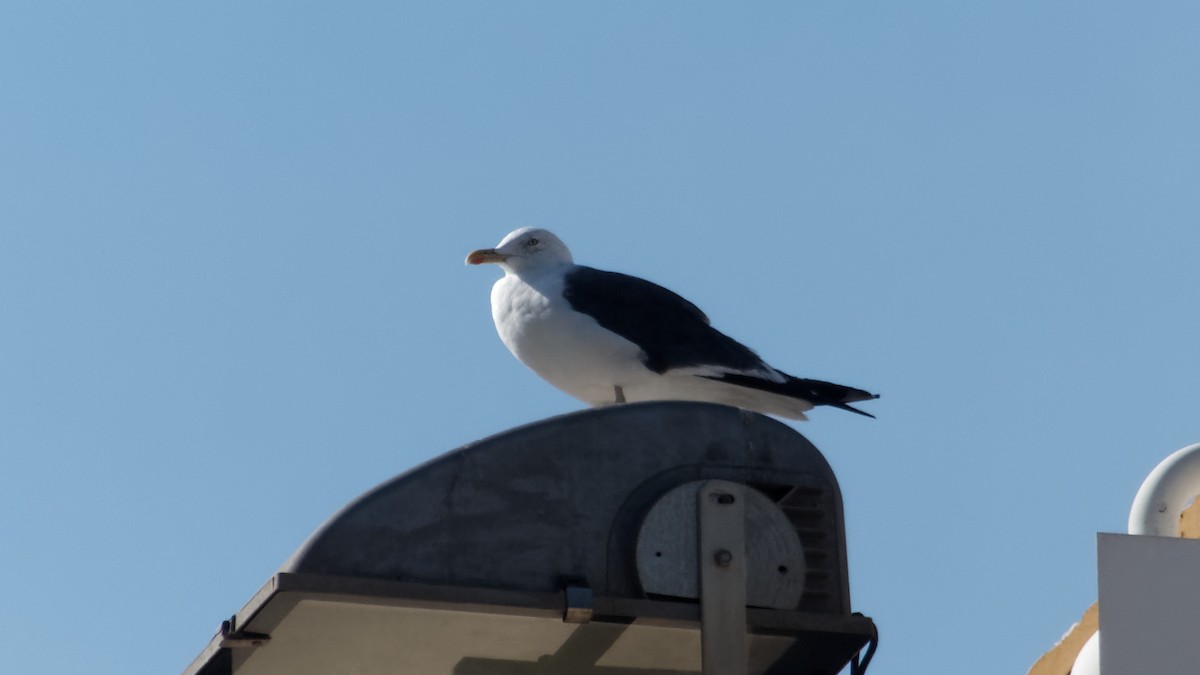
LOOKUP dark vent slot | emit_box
[748,481,840,613]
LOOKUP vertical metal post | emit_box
[698,480,748,675]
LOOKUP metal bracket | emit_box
[698,480,748,675]
[564,583,594,624]
[218,615,271,649]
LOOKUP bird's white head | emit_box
[465,227,574,275]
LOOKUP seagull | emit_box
[465,227,878,420]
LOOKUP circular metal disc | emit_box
[635,481,806,610]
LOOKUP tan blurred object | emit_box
[1027,603,1098,675]
[1178,496,1200,538]
[1028,498,1200,674]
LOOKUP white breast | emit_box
[490,272,647,405]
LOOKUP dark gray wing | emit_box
[562,266,767,374]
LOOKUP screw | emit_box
[714,549,733,567]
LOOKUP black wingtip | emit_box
[696,372,880,419]
[833,401,877,419]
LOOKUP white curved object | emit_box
[1072,631,1100,675]
[1128,442,1200,536]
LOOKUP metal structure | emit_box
[184,401,877,675]
[1072,442,1200,675]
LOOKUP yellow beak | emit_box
[465,248,508,265]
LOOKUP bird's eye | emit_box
[527,238,539,247]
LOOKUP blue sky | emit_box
[2,3,1198,674]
